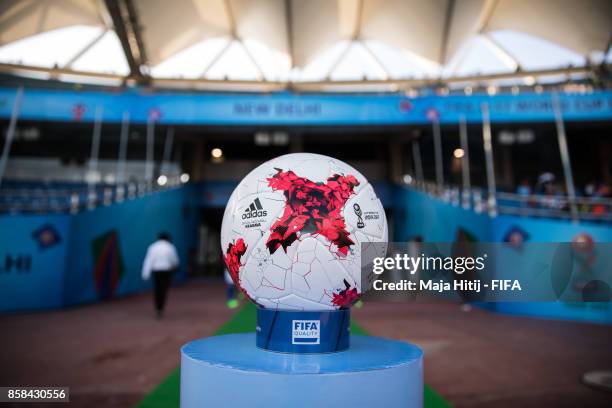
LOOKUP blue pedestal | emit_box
[181,333,423,408]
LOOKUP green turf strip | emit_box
[136,303,451,408]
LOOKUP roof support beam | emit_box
[35,1,51,34]
[123,0,148,68]
[219,0,266,80]
[199,38,233,78]
[0,1,41,38]
[240,41,266,81]
[284,0,294,68]
[352,0,364,40]
[325,41,353,80]
[439,0,456,63]
[323,0,367,81]
[482,33,521,71]
[224,0,237,38]
[103,0,148,81]
[63,29,108,69]
[477,0,501,33]
[0,62,607,93]
[295,65,606,91]
[362,42,391,80]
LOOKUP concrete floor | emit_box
[353,301,612,407]
[0,281,233,407]
[1,280,611,407]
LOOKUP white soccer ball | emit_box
[221,153,387,311]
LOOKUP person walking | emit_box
[142,232,179,319]
[224,267,239,309]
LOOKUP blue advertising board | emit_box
[0,87,610,125]
[0,214,70,311]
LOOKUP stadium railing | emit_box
[3,178,611,223]
[410,180,612,223]
[0,179,183,215]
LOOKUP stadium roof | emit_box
[0,0,610,91]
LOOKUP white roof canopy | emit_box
[0,0,610,87]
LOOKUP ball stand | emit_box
[181,307,424,407]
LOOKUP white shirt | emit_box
[142,240,180,280]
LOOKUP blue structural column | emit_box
[181,333,423,408]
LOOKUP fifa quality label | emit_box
[291,320,320,345]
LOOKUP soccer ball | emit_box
[221,153,387,311]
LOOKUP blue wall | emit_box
[0,187,198,312]
[394,188,492,242]
[395,188,612,243]
[394,187,612,324]
[2,182,610,323]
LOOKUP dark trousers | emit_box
[153,270,173,313]
[226,284,235,300]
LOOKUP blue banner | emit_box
[0,87,610,125]
[0,214,70,311]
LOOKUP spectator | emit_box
[142,232,180,319]
[224,267,239,309]
[592,184,610,215]
[516,178,531,208]
[535,172,555,194]
[517,178,531,196]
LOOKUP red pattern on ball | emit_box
[266,169,359,256]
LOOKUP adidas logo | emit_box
[242,198,267,219]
